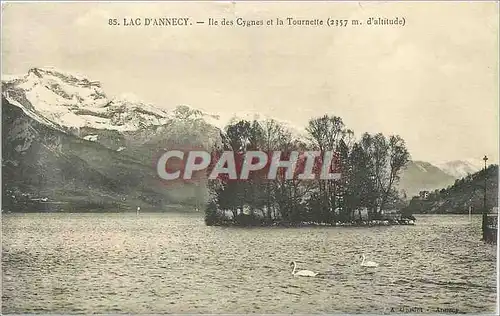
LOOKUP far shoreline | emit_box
[1,210,484,215]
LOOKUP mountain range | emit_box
[436,159,487,179]
[1,68,487,211]
[405,164,498,214]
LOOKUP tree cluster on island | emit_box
[204,114,411,227]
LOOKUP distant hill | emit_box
[404,164,498,214]
[397,161,457,199]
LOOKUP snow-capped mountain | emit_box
[436,159,485,179]
[2,67,304,139]
[1,68,225,211]
[222,111,307,141]
[2,67,174,133]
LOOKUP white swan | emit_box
[290,261,317,277]
[360,254,378,267]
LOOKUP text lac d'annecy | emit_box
[122,17,190,26]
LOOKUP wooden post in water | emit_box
[482,155,488,241]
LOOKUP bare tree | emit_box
[360,133,410,217]
[305,115,347,223]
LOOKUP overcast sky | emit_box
[2,1,498,164]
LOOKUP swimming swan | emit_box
[290,261,317,277]
[360,254,378,267]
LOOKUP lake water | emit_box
[2,213,497,314]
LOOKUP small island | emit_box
[204,114,415,227]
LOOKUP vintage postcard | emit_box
[1,1,499,315]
